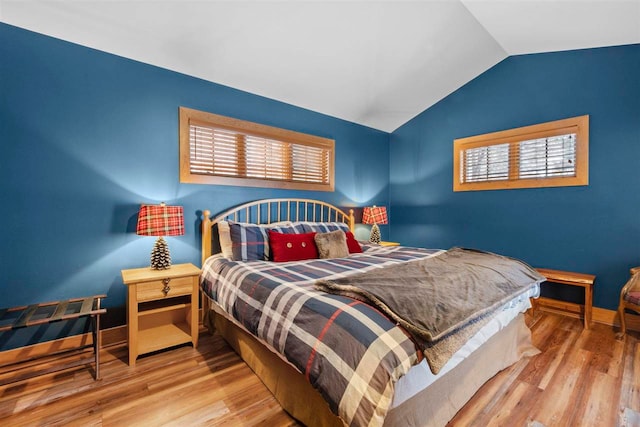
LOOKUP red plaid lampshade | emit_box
[136,204,185,236]
[362,206,388,225]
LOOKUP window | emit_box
[453,115,588,191]
[179,107,335,191]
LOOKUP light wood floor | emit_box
[0,312,638,426]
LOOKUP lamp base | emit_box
[150,236,172,270]
[369,223,381,244]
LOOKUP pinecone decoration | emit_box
[150,237,172,270]
[369,223,381,244]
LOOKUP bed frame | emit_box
[200,198,537,427]
[201,198,355,266]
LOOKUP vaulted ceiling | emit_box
[2,1,639,132]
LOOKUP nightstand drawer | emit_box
[136,276,194,302]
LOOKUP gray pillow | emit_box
[314,230,349,259]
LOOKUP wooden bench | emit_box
[534,268,596,329]
[0,295,106,384]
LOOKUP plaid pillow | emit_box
[229,222,299,261]
[296,221,351,234]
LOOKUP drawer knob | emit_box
[162,278,171,296]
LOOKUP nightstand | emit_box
[534,268,595,329]
[121,263,201,366]
[379,241,400,247]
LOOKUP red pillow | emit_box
[269,231,318,262]
[345,231,363,254]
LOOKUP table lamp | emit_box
[362,205,388,244]
[136,203,185,270]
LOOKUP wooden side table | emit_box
[121,263,200,366]
[379,241,400,247]
[534,268,596,329]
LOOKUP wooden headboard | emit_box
[201,198,355,265]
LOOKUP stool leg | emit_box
[92,298,102,381]
[584,284,592,329]
[618,305,626,337]
[96,298,102,380]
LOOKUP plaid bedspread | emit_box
[200,246,538,426]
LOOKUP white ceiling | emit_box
[1,1,639,132]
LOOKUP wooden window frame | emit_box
[179,107,335,191]
[453,115,589,192]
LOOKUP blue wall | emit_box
[2,22,637,351]
[390,44,640,310]
[0,23,389,349]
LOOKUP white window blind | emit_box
[292,144,330,183]
[190,126,238,176]
[459,134,577,184]
[519,134,576,179]
[461,143,510,183]
[180,107,335,191]
[244,136,289,180]
[190,123,330,184]
[453,115,588,191]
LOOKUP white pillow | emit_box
[218,221,233,259]
[269,221,294,227]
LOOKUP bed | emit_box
[200,198,542,427]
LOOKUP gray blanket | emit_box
[315,247,544,373]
